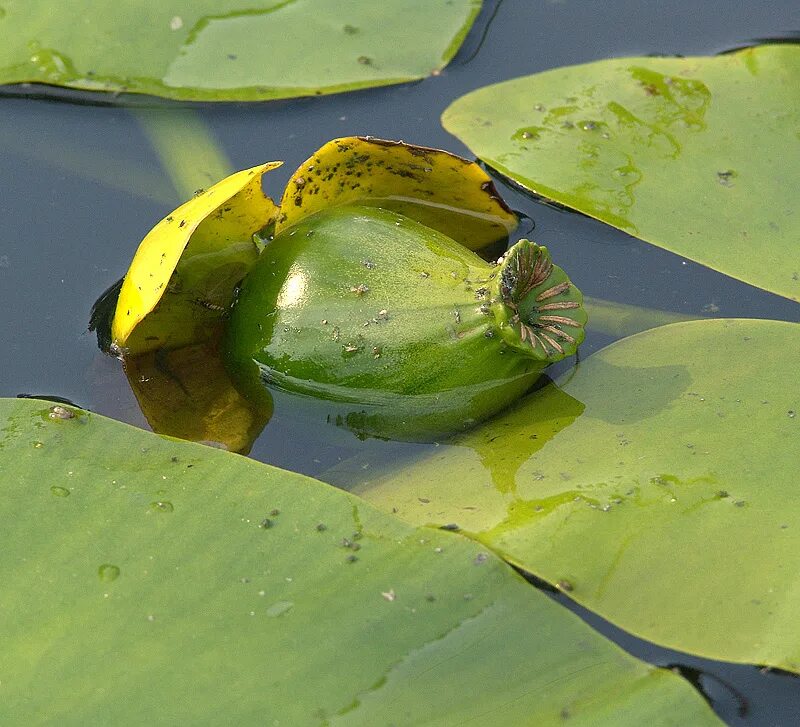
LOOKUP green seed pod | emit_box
[224,204,586,441]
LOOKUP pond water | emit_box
[1,0,799,723]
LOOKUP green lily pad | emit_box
[353,319,800,672]
[442,45,800,302]
[0,398,718,725]
[0,1,482,101]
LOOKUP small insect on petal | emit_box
[194,299,227,312]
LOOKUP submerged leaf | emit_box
[0,398,719,725]
[277,136,518,249]
[443,45,800,301]
[354,319,800,672]
[0,1,482,101]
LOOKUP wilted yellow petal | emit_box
[276,137,517,249]
[112,162,282,353]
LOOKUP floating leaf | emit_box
[277,136,518,249]
[354,319,800,672]
[112,162,281,354]
[0,1,482,101]
[0,398,719,725]
[443,45,800,301]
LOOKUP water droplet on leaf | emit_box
[98,564,120,582]
[149,501,174,513]
[266,601,294,618]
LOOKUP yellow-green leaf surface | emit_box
[443,45,800,301]
[0,1,482,101]
[112,162,280,354]
[0,399,719,726]
[353,319,800,671]
[277,136,518,249]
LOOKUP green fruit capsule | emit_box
[224,204,586,441]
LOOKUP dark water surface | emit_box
[2,1,799,723]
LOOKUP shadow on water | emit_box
[452,0,508,67]
[719,32,800,54]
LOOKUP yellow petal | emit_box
[112,162,282,353]
[276,137,517,249]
